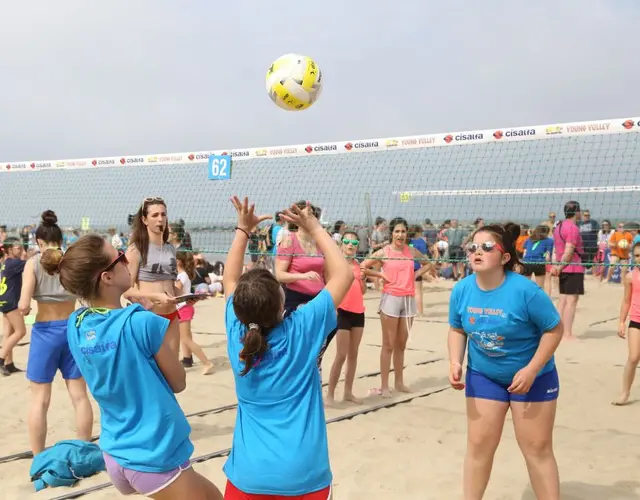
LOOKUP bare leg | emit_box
[327,329,350,406]
[344,327,363,404]
[511,400,560,500]
[534,274,545,289]
[379,314,399,398]
[613,327,640,405]
[464,398,509,500]
[560,294,579,340]
[415,280,424,316]
[394,316,412,393]
[65,378,94,442]
[1,314,14,368]
[1,310,27,366]
[28,382,52,455]
[179,321,214,375]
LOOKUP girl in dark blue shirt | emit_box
[0,238,27,376]
[522,225,554,290]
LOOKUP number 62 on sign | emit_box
[208,155,232,180]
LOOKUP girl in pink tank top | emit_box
[361,217,432,398]
[615,242,640,405]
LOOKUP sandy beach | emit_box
[1,277,639,500]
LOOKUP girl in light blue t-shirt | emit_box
[448,223,564,500]
[58,234,222,500]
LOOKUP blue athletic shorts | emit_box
[27,319,81,383]
[465,366,559,403]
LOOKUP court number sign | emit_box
[208,155,231,180]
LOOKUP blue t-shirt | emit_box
[271,224,283,255]
[224,288,337,495]
[67,305,193,472]
[448,271,560,385]
[410,238,428,271]
[0,258,26,311]
[523,237,554,263]
[633,234,640,247]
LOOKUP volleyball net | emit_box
[0,117,638,266]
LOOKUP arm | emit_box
[448,327,467,366]
[619,273,633,326]
[153,334,186,393]
[123,246,174,306]
[360,249,384,271]
[18,258,36,315]
[224,197,272,299]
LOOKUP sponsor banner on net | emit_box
[2,117,639,173]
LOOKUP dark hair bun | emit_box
[41,210,58,227]
[503,222,521,242]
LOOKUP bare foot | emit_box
[612,393,630,406]
[325,395,338,408]
[380,389,393,399]
[343,393,363,405]
[395,384,412,394]
[201,363,215,376]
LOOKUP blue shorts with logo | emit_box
[465,366,559,403]
[27,319,82,384]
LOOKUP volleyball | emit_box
[265,54,323,111]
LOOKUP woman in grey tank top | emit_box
[124,198,181,355]
[18,210,93,455]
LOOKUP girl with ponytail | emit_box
[222,197,353,499]
[447,222,564,498]
[19,210,93,456]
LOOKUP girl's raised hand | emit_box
[231,196,272,231]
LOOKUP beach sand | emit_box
[1,277,639,499]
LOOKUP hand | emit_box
[128,296,154,310]
[302,271,322,281]
[280,201,322,235]
[449,363,465,390]
[152,292,177,307]
[230,196,272,232]
[18,301,31,316]
[618,321,627,339]
[550,265,562,277]
[508,366,537,394]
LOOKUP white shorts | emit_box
[378,294,417,318]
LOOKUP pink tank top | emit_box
[631,268,640,322]
[339,261,365,314]
[382,245,415,297]
[276,232,325,296]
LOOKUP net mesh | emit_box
[0,131,638,264]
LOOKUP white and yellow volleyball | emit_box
[266,54,323,111]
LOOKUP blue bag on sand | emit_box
[29,440,106,492]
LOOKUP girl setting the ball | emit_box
[448,223,564,500]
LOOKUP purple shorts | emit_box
[103,452,192,496]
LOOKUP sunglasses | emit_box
[95,251,128,290]
[342,239,359,246]
[141,197,165,209]
[467,241,504,254]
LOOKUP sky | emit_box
[0,0,638,162]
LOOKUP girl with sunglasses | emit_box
[326,231,383,406]
[448,223,564,499]
[614,242,640,406]
[125,198,181,354]
[60,235,223,499]
[360,217,431,398]
[223,197,352,499]
[22,210,94,455]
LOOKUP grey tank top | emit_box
[33,254,76,303]
[138,243,177,282]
